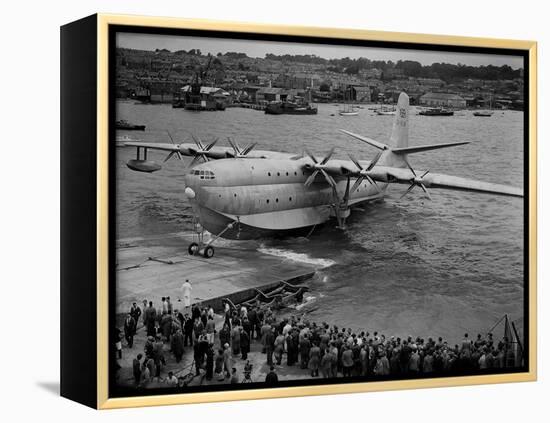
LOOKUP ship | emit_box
[115,119,146,131]
[419,107,454,116]
[473,110,494,117]
[172,55,228,111]
[265,101,318,115]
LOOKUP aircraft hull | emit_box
[184,157,387,240]
[195,204,328,240]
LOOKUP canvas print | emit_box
[112,29,527,395]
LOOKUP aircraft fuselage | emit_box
[184,157,386,239]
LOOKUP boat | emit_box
[339,110,359,116]
[222,281,309,311]
[376,105,396,116]
[339,103,359,116]
[418,107,454,116]
[339,91,358,116]
[182,101,225,111]
[473,110,494,117]
[172,56,227,111]
[265,101,317,115]
[115,119,146,130]
[473,94,494,117]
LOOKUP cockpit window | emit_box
[193,169,215,179]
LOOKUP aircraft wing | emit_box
[371,166,523,198]
[123,141,298,160]
[123,142,181,152]
[420,173,523,197]
[123,142,231,159]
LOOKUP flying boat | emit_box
[123,92,523,258]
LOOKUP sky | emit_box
[117,32,524,69]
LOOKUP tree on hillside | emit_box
[395,60,423,77]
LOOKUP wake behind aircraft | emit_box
[123,92,523,258]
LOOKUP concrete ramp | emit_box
[116,232,317,314]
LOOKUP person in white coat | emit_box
[180,279,192,309]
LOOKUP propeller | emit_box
[331,176,352,229]
[303,148,337,188]
[188,135,219,166]
[346,150,383,194]
[163,130,184,163]
[226,137,257,158]
[302,148,350,229]
[400,161,432,200]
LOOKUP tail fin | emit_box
[340,91,469,159]
[390,92,409,149]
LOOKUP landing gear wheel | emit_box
[203,246,215,258]
[188,242,199,255]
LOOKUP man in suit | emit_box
[130,302,142,327]
[144,301,157,337]
[183,313,194,346]
[260,321,272,354]
[132,354,142,386]
[265,327,275,366]
[124,313,136,348]
[300,334,311,369]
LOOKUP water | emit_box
[116,101,524,344]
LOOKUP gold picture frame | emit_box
[61,13,537,409]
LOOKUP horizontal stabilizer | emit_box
[340,130,389,150]
[392,141,469,155]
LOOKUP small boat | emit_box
[339,110,359,116]
[473,94,494,117]
[222,281,309,311]
[115,119,146,130]
[339,92,358,116]
[473,111,494,117]
[376,105,396,116]
[418,107,454,116]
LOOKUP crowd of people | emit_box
[115,297,520,388]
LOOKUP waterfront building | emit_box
[348,85,372,103]
[419,92,467,108]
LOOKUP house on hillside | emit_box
[419,92,466,108]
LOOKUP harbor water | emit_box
[115,101,524,344]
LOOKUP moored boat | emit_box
[473,111,494,117]
[376,105,396,116]
[115,119,146,130]
[418,107,454,116]
[339,91,358,116]
[265,101,317,115]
